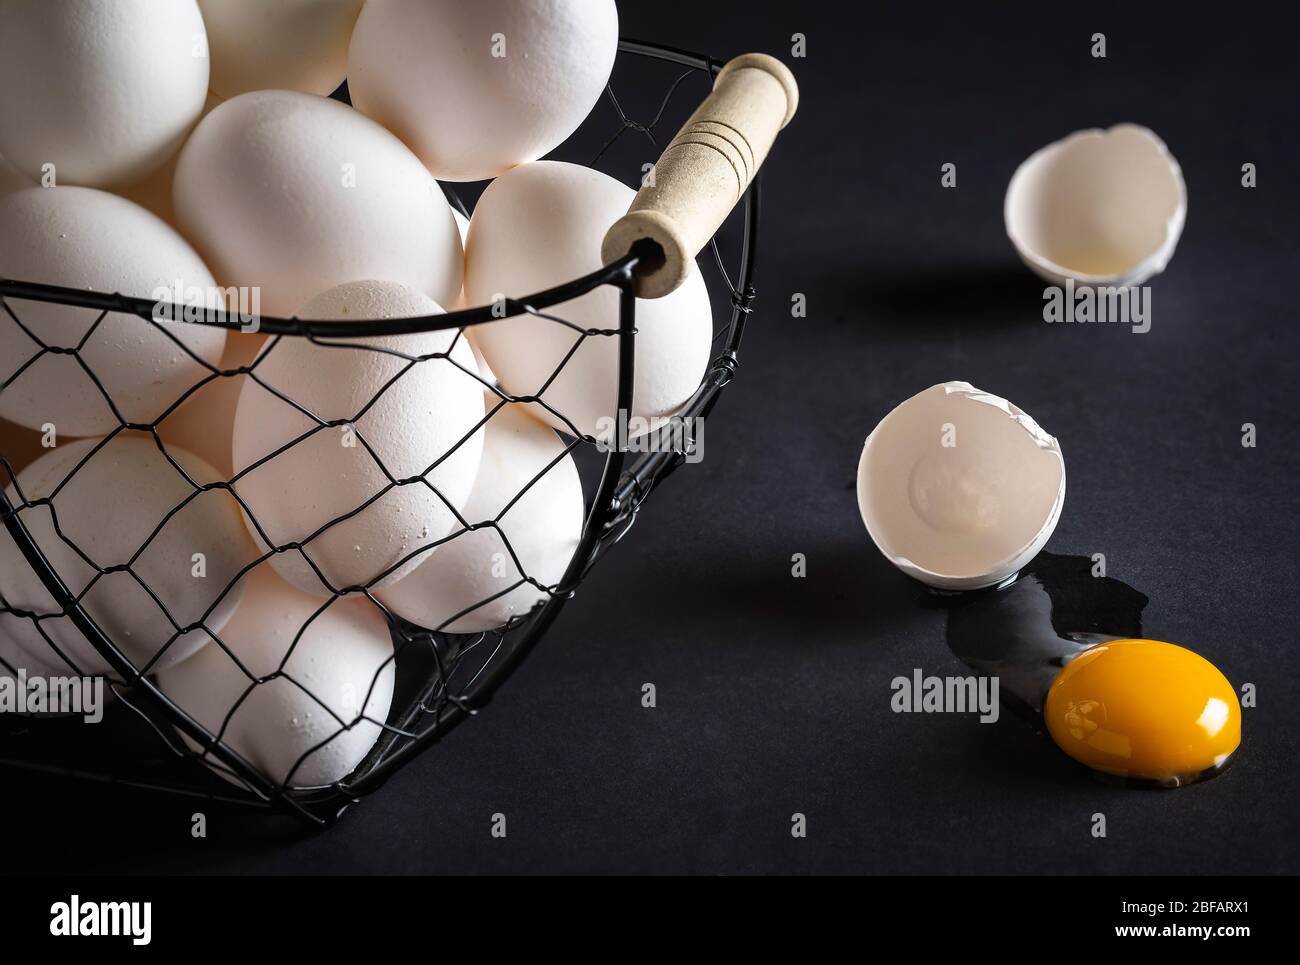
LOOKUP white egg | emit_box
[198,0,364,100]
[0,436,259,676]
[0,0,209,188]
[157,564,394,789]
[466,161,712,441]
[232,281,484,597]
[173,90,463,317]
[0,186,227,437]
[378,401,583,633]
[857,382,1066,591]
[467,163,712,442]
[348,0,619,182]
[158,332,265,479]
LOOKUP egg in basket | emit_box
[0,1,797,825]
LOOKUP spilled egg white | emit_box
[0,436,259,676]
[198,0,365,100]
[348,0,619,182]
[1005,124,1186,287]
[857,382,1065,590]
[157,565,394,789]
[466,161,712,441]
[173,90,463,317]
[0,0,210,188]
[0,186,227,437]
[377,401,584,633]
[232,281,484,597]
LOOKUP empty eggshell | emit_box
[157,564,394,789]
[857,382,1065,591]
[347,0,619,181]
[1005,124,1186,287]
[0,186,227,437]
[173,90,463,317]
[466,161,712,441]
[377,401,584,633]
[232,281,484,597]
[198,0,365,100]
[0,435,259,676]
[0,0,210,188]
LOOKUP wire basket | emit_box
[0,38,789,827]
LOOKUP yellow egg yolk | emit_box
[1044,639,1240,783]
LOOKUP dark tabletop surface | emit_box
[3,0,1297,875]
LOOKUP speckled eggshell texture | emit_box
[347,0,619,181]
[378,401,583,632]
[173,90,463,317]
[231,281,484,597]
[0,186,227,437]
[0,0,210,188]
[157,564,394,789]
[466,161,712,441]
[0,436,259,676]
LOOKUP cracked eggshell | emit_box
[0,0,210,188]
[0,435,259,676]
[466,161,712,441]
[0,186,227,437]
[377,401,583,633]
[232,281,484,597]
[1005,124,1186,287]
[157,564,394,789]
[198,0,364,100]
[173,90,463,317]
[348,0,619,182]
[857,382,1065,591]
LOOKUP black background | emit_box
[4,0,1298,875]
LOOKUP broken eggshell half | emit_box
[1004,124,1186,288]
[857,382,1065,591]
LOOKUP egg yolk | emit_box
[1044,639,1240,783]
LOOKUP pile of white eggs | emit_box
[0,0,714,789]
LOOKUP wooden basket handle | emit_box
[601,53,799,298]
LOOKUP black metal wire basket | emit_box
[0,38,777,827]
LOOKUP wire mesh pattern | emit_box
[0,39,760,826]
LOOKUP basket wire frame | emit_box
[0,38,761,827]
